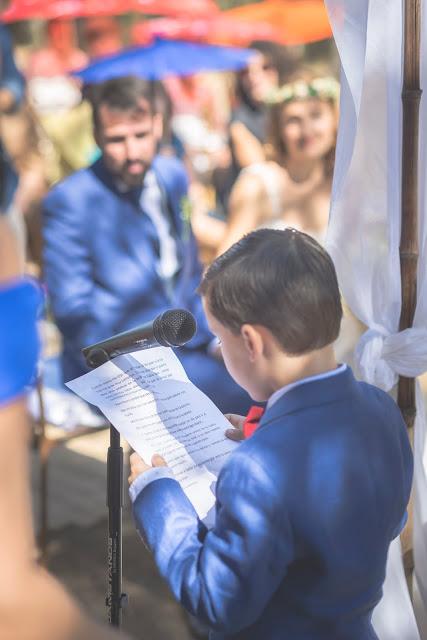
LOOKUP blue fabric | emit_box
[43,155,251,415]
[0,25,25,103]
[132,367,413,639]
[0,278,43,405]
[72,38,254,83]
[0,23,25,213]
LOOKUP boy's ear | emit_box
[241,324,263,362]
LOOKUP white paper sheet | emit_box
[66,347,237,523]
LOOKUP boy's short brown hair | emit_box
[199,228,343,355]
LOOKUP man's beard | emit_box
[120,161,147,187]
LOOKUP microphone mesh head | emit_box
[154,309,197,347]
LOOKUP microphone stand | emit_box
[81,311,196,626]
[106,423,127,626]
[84,348,127,627]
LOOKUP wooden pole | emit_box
[399,0,421,587]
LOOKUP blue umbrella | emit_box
[72,38,255,83]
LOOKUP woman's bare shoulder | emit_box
[232,166,267,199]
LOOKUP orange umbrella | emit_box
[224,0,332,46]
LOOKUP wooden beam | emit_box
[399,0,422,591]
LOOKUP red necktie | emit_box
[243,406,265,439]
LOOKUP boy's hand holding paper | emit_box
[128,452,167,484]
[224,413,246,441]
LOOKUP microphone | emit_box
[82,308,197,369]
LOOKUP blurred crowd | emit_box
[0,10,342,421]
[1,15,338,259]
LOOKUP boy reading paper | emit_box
[128,228,413,639]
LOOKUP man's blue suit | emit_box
[132,367,413,639]
[43,155,250,414]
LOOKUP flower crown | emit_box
[265,76,340,105]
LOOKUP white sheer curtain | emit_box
[324,0,427,637]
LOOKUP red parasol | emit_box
[2,0,130,21]
[130,0,217,16]
[131,14,278,48]
[1,0,217,22]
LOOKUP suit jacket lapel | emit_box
[91,160,161,276]
[152,157,185,238]
[151,158,188,283]
[123,193,163,277]
[91,156,189,289]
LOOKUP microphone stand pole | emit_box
[84,348,127,627]
[81,311,196,625]
[106,423,127,626]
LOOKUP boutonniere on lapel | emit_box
[180,195,192,241]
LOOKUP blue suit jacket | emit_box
[132,367,413,639]
[43,156,212,381]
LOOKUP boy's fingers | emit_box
[130,452,146,466]
[151,453,167,467]
[224,413,245,430]
[225,428,245,442]
[224,414,246,442]
[128,452,154,484]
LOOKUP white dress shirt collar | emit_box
[266,364,348,411]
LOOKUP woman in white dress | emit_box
[216,70,339,255]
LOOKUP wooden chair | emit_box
[32,378,107,561]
